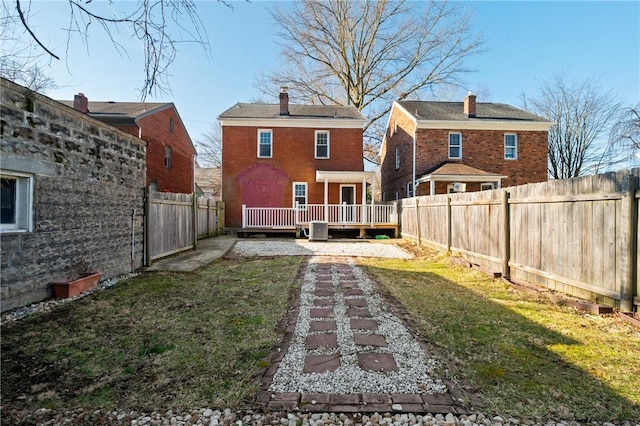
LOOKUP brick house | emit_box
[63,94,196,194]
[219,88,395,233]
[380,93,553,200]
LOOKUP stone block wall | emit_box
[0,78,146,312]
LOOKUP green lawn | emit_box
[1,256,303,423]
[2,245,638,424]
[361,246,640,422]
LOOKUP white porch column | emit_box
[370,175,375,225]
[324,178,329,221]
[496,180,502,189]
[361,177,367,224]
[430,180,435,195]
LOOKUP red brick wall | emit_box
[113,107,195,194]
[380,107,417,200]
[381,107,548,200]
[222,125,364,228]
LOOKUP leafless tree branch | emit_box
[522,74,623,178]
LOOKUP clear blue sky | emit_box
[18,1,640,153]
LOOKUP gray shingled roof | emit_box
[398,100,549,122]
[219,103,364,120]
[58,100,170,118]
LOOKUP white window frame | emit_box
[480,182,494,191]
[395,146,400,170]
[406,181,414,198]
[315,130,330,159]
[448,132,462,159]
[504,133,518,160]
[257,129,273,158]
[164,145,172,168]
[293,182,307,209]
[1,171,33,233]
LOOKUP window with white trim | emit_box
[504,133,518,159]
[406,181,414,198]
[293,182,307,208]
[480,183,494,191]
[164,145,172,168]
[1,172,33,233]
[258,129,272,158]
[449,132,462,159]
[315,131,330,159]
[395,146,400,170]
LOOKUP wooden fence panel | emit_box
[146,192,222,263]
[148,192,194,261]
[398,168,639,310]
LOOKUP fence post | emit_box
[446,195,452,251]
[415,198,421,247]
[143,187,151,267]
[620,173,637,312]
[502,190,511,279]
[192,193,198,250]
[242,204,247,229]
[206,198,211,238]
[217,201,224,235]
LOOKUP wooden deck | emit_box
[241,204,399,237]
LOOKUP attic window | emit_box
[165,145,172,168]
[169,118,174,134]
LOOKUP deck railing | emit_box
[242,203,397,228]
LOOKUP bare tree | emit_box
[8,0,228,98]
[606,104,640,169]
[0,2,56,92]
[523,75,622,178]
[260,0,483,164]
[196,123,222,168]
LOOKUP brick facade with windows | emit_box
[219,90,365,229]
[63,95,195,194]
[381,95,552,200]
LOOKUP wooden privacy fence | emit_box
[144,191,224,264]
[399,169,639,311]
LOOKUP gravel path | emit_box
[269,256,445,394]
[231,240,413,259]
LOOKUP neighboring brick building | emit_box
[219,88,369,229]
[380,93,552,200]
[62,94,196,194]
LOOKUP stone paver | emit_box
[303,354,341,373]
[357,353,398,372]
[309,320,337,332]
[350,319,378,331]
[345,307,371,317]
[345,299,368,307]
[306,334,338,350]
[309,308,334,318]
[353,333,387,347]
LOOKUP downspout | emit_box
[412,127,417,197]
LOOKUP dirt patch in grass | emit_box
[361,244,640,422]
[1,256,304,424]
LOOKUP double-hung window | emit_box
[406,181,414,197]
[164,145,172,168]
[315,131,329,159]
[1,172,33,233]
[449,132,462,159]
[293,182,307,208]
[258,129,272,158]
[504,133,518,159]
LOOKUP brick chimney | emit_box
[279,86,289,116]
[463,92,476,118]
[73,93,89,113]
